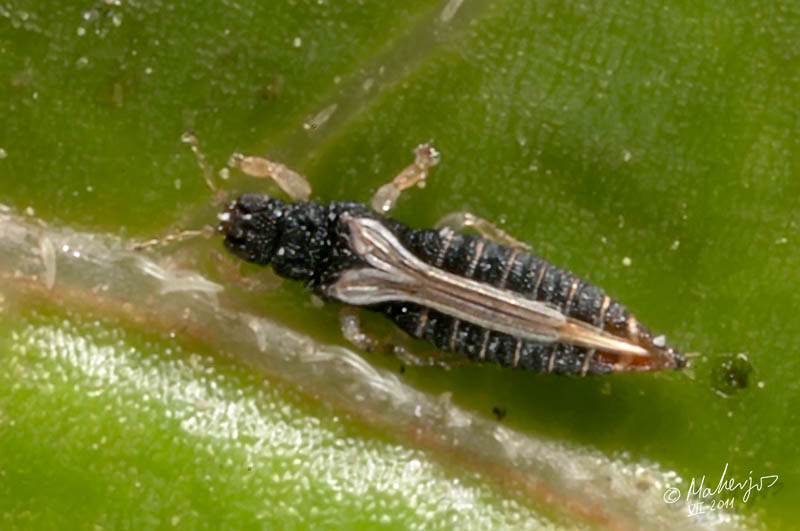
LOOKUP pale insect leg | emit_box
[370,144,441,214]
[228,153,311,201]
[391,344,473,370]
[339,306,380,353]
[209,249,284,292]
[340,306,470,370]
[435,211,532,251]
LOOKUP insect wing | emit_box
[332,216,565,343]
[332,267,563,343]
[333,216,651,358]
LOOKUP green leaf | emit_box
[1,0,797,527]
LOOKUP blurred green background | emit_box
[1,0,798,528]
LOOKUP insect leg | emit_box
[340,306,468,370]
[370,144,440,213]
[390,344,473,370]
[435,211,531,250]
[227,152,311,201]
[208,249,284,292]
[339,306,380,352]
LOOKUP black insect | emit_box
[217,192,686,376]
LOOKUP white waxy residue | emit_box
[440,0,465,22]
[39,235,57,290]
[138,258,223,296]
[303,103,337,131]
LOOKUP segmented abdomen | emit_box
[378,226,629,375]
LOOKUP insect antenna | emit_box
[129,132,225,251]
[677,351,701,380]
[129,225,217,251]
[180,131,235,205]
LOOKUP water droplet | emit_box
[711,353,753,396]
